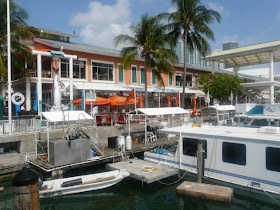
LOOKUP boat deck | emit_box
[28,136,178,173]
[107,158,179,184]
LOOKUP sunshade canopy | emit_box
[41,111,93,122]
[205,40,280,67]
[136,107,189,116]
[73,97,110,106]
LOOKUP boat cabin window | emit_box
[183,138,207,158]
[222,142,246,166]
[266,147,280,172]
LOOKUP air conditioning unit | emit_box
[257,126,280,134]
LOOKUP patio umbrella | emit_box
[109,95,138,106]
[193,95,197,115]
[139,96,143,108]
[205,90,210,107]
[73,97,110,106]
[167,96,171,107]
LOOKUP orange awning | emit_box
[73,97,110,106]
[109,95,138,106]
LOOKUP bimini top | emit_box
[158,125,280,143]
[205,40,280,67]
[209,105,235,111]
[136,107,189,116]
[41,111,93,122]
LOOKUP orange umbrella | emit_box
[109,95,138,106]
[139,96,143,108]
[193,95,197,115]
[73,97,110,106]
[167,96,171,107]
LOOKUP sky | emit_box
[16,0,280,55]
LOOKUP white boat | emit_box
[39,169,130,198]
[144,124,280,199]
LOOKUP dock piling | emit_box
[197,140,205,183]
[12,167,40,210]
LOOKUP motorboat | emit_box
[144,124,280,199]
[39,169,130,198]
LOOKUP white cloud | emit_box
[70,0,132,48]
[167,7,176,13]
[208,2,230,18]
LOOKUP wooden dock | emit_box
[28,136,178,174]
[107,158,178,184]
[176,181,233,203]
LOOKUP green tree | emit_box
[114,14,178,107]
[159,0,221,108]
[198,73,242,103]
[0,0,38,77]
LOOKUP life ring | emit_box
[11,92,25,105]
[141,166,157,173]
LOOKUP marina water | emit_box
[0,166,279,210]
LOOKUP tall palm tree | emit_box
[114,14,178,108]
[160,0,221,108]
[0,0,38,77]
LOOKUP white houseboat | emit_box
[144,125,280,199]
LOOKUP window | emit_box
[61,59,86,79]
[118,65,124,83]
[92,62,113,81]
[183,138,207,158]
[195,75,198,87]
[169,73,173,86]
[186,75,192,87]
[132,66,137,83]
[222,142,246,165]
[152,68,156,85]
[175,75,182,86]
[266,147,280,172]
[140,67,145,84]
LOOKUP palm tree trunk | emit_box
[182,32,188,108]
[144,59,148,108]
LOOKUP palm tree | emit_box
[114,14,178,108]
[0,0,38,77]
[160,0,221,108]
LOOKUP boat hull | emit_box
[39,169,130,198]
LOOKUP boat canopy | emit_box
[41,111,93,122]
[136,107,189,116]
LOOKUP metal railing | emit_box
[0,119,41,135]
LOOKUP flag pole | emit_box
[7,0,12,134]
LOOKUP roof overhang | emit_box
[205,40,280,67]
[242,81,280,88]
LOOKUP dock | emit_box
[176,181,233,203]
[28,136,178,175]
[107,158,178,184]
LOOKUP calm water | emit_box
[0,166,280,210]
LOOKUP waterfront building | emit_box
[4,28,218,113]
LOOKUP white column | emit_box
[269,52,274,104]
[37,54,42,114]
[233,67,239,76]
[211,61,215,74]
[69,57,73,110]
[25,79,31,111]
[7,0,12,134]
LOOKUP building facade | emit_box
[9,29,214,113]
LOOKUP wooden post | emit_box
[12,167,40,210]
[197,140,205,183]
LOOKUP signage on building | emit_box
[86,92,96,102]
[11,92,25,105]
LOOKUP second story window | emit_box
[60,59,86,79]
[132,66,137,83]
[118,65,124,83]
[152,68,156,85]
[169,72,173,86]
[186,75,192,87]
[140,67,145,85]
[175,75,182,87]
[92,62,113,81]
[195,75,198,87]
